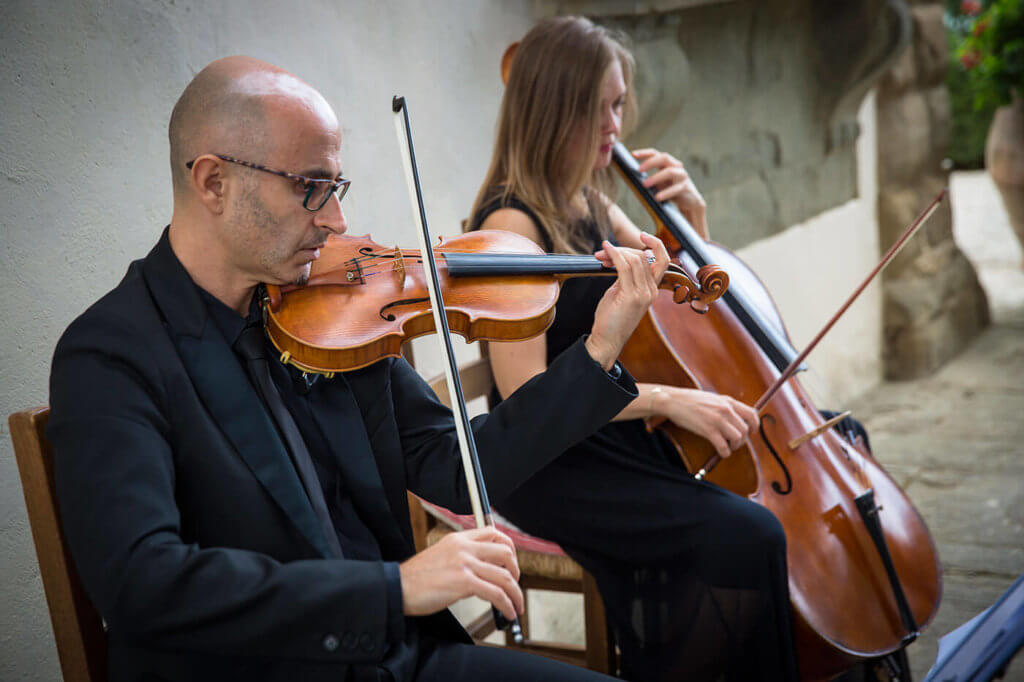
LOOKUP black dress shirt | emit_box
[196,286,410,670]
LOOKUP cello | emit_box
[611,144,943,679]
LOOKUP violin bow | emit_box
[392,95,524,643]
[695,188,948,480]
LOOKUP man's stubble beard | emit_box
[232,179,306,286]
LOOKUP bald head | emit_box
[168,56,338,196]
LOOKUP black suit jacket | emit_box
[48,229,636,681]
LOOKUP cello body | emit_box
[614,145,941,679]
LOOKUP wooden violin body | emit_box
[264,230,557,374]
[613,145,941,679]
[264,229,726,375]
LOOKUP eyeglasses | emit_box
[185,153,351,211]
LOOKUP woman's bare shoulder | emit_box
[479,207,545,248]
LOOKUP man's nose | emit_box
[314,194,347,235]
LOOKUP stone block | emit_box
[877,91,933,184]
[879,46,918,96]
[880,186,926,246]
[883,249,989,379]
[911,4,949,87]
[925,85,952,160]
[922,191,954,248]
[878,176,951,271]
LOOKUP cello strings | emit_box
[798,363,873,487]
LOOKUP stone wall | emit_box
[535,0,908,399]
[876,2,989,378]
[540,0,907,250]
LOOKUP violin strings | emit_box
[346,250,409,265]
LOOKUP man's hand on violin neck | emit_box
[586,233,669,370]
[398,527,523,621]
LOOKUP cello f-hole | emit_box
[759,414,793,495]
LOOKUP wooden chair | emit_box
[407,356,618,674]
[9,407,106,682]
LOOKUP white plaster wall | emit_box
[736,91,882,404]
[0,2,534,678]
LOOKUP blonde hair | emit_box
[468,16,637,254]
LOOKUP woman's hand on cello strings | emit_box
[633,147,709,240]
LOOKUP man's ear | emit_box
[189,155,226,215]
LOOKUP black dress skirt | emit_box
[470,197,800,681]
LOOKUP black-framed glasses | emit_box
[185,153,350,211]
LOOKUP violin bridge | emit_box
[392,245,406,280]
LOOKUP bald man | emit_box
[48,57,668,681]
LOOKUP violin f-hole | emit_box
[379,297,429,321]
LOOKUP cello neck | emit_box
[612,142,800,372]
[611,142,709,264]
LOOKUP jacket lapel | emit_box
[141,229,336,559]
[306,373,412,556]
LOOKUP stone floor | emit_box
[845,171,1024,681]
[458,171,1024,679]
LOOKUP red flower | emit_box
[961,0,982,15]
[961,50,982,69]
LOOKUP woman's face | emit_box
[561,57,627,183]
[592,58,626,170]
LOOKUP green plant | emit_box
[954,0,1024,110]
[947,60,995,168]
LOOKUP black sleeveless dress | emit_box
[471,196,799,682]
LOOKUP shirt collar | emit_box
[196,285,261,348]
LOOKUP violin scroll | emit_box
[661,263,729,313]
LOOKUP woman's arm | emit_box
[478,208,553,399]
[480,206,755,460]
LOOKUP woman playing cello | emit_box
[467,16,799,681]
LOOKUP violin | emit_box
[611,142,942,678]
[261,228,727,375]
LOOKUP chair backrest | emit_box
[426,357,495,408]
[9,407,106,682]
[406,355,495,551]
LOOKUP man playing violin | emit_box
[47,56,670,681]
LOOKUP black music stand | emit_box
[924,572,1024,681]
